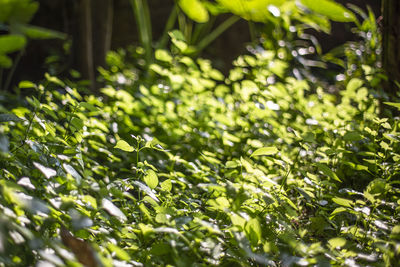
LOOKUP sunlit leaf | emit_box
[315,162,341,182]
[144,169,158,189]
[250,146,278,157]
[114,140,134,152]
[179,0,209,23]
[33,162,57,179]
[332,197,353,208]
[300,0,356,22]
[0,34,26,54]
[102,198,127,222]
[245,218,262,245]
[328,237,346,249]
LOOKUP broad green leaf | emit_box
[160,179,172,192]
[343,131,363,141]
[114,140,134,152]
[300,0,356,22]
[79,102,98,112]
[108,243,131,261]
[0,34,26,54]
[346,78,363,91]
[384,102,400,110]
[169,30,188,52]
[45,73,65,86]
[102,198,127,222]
[332,197,353,208]
[0,0,38,24]
[250,146,278,157]
[217,0,285,22]
[82,195,97,210]
[63,163,82,184]
[133,181,159,202]
[144,169,158,189]
[365,179,386,195]
[155,49,172,62]
[328,237,346,249]
[0,113,22,122]
[315,162,342,182]
[245,218,262,245]
[179,0,209,23]
[230,213,246,228]
[33,162,57,179]
[12,24,67,39]
[330,207,347,216]
[18,80,36,88]
[0,54,12,68]
[70,117,84,131]
[226,160,239,168]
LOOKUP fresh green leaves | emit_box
[144,169,158,189]
[250,146,278,157]
[114,140,134,152]
[300,0,356,22]
[178,0,209,23]
[0,34,26,54]
[0,34,26,68]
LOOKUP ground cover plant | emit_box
[0,0,400,266]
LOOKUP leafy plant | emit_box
[0,1,399,267]
[0,0,66,91]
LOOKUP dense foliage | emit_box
[0,0,399,267]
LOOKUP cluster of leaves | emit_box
[0,5,400,267]
[0,0,65,91]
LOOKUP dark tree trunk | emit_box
[73,0,113,92]
[382,0,400,95]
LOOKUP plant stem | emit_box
[195,16,240,56]
[129,0,153,68]
[3,48,24,92]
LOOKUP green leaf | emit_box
[160,179,172,192]
[33,162,57,179]
[45,73,65,86]
[0,34,26,54]
[346,78,363,91]
[300,0,356,22]
[343,131,363,141]
[315,162,342,182]
[144,170,158,189]
[0,113,22,122]
[70,117,84,131]
[245,218,262,245]
[155,49,172,62]
[0,1,38,24]
[63,163,82,184]
[179,0,209,23]
[108,243,131,261]
[114,140,134,152]
[102,198,127,222]
[12,24,67,39]
[384,102,400,111]
[250,146,278,157]
[328,237,346,249]
[217,0,285,22]
[79,102,98,112]
[332,197,353,208]
[18,80,36,88]
[169,30,188,52]
[0,54,12,68]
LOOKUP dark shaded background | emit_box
[12,0,382,85]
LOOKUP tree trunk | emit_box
[74,0,113,92]
[382,0,400,95]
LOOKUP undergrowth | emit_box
[0,9,399,267]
